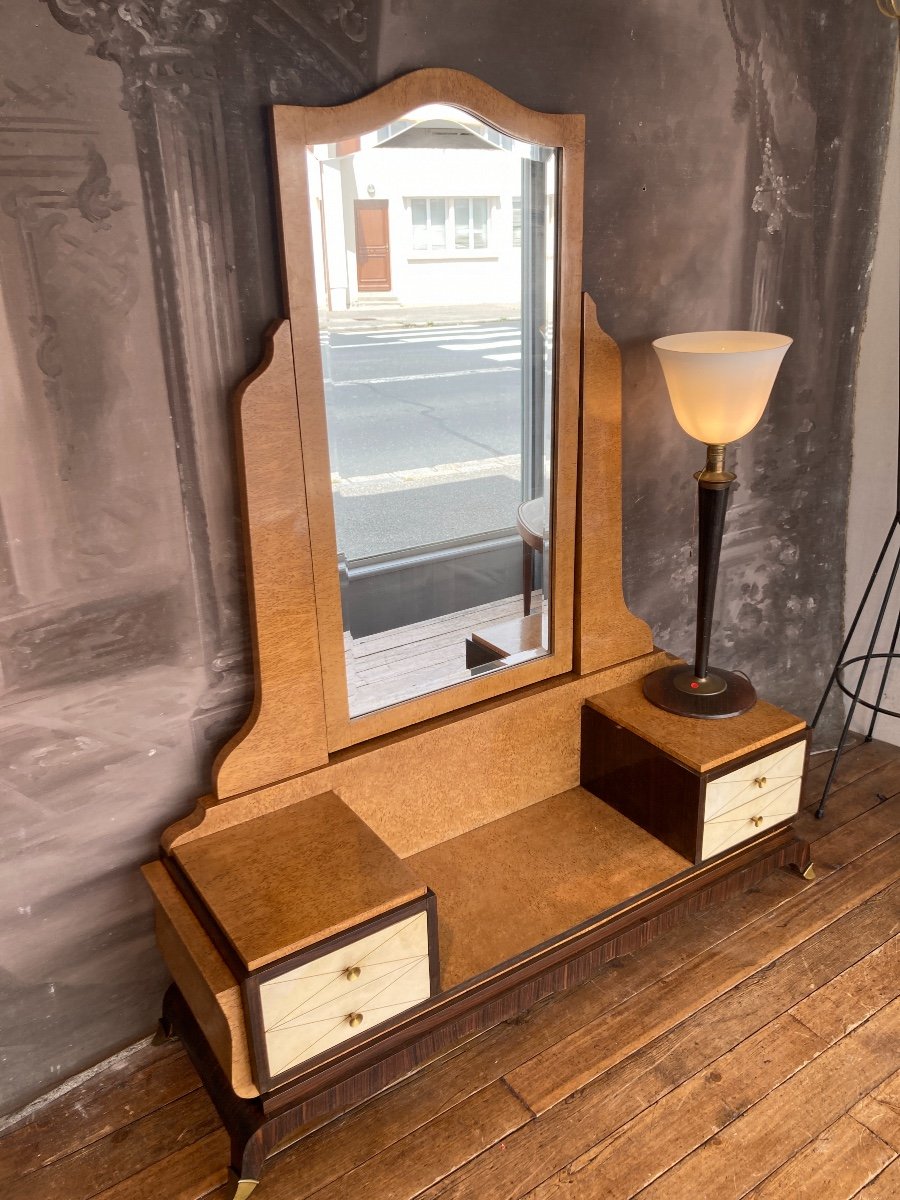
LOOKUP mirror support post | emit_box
[521,157,548,507]
[521,157,549,606]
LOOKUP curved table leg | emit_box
[163,986,270,1195]
[227,1124,266,1199]
[787,840,814,882]
[151,1014,177,1046]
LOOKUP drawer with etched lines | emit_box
[701,739,805,858]
[243,892,438,1090]
[704,739,806,819]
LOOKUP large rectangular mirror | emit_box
[306,106,558,718]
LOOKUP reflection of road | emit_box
[322,320,526,559]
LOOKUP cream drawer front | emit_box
[704,740,806,822]
[702,760,803,859]
[258,910,431,1078]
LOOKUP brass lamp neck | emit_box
[694,443,736,487]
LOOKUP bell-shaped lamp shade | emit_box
[653,331,792,445]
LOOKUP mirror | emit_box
[306,105,558,718]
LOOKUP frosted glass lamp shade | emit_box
[653,331,792,445]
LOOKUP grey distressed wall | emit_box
[0,0,894,1115]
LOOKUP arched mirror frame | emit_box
[210,70,652,801]
[277,70,584,752]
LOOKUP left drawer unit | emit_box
[246,895,435,1089]
[151,791,439,1093]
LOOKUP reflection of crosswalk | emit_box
[347,324,522,364]
[330,366,517,387]
[323,322,525,385]
[365,323,517,340]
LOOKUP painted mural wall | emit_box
[0,0,894,1114]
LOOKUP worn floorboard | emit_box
[2,738,898,1200]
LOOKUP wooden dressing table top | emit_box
[173,792,426,971]
[406,786,689,989]
[586,677,806,775]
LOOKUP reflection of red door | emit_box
[354,200,391,292]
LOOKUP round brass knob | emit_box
[754,777,767,788]
[345,966,361,981]
[750,815,764,827]
[347,1012,364,1028]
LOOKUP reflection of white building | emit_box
[307,105,555,309]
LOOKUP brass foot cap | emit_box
[227,1175,259,1200]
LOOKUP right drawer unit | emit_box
[581,694,810,867]
[701,738,807,860]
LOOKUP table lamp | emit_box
[642,330,793,719]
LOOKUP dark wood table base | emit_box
[159,829,811,1198]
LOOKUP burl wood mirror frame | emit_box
[210,69,652,802]
[273,70,582,751]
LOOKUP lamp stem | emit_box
[693,444,735,681]
[642,441,754,718]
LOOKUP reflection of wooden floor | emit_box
[345,593,546,715]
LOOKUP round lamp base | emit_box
[642,665,757,719]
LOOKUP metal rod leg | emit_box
[865,602,900,742]
[811,514,899,729]
[817,533,900,818]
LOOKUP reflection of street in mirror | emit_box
[307,104,558,715]
[325,309,525,558]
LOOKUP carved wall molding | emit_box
[43,1,370,109]
[39,0,249,710]
[322,1,366,43]
[720,0,816,348]
[722,0,814,241]
[252,0,370,80]
[2,143,125,231]
[1,141,136,490]
[35,0,373,748]
[0,102,195,692]
[41,1,232,109]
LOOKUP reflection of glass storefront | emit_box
[306,105,558,715]
[310,106,536,310]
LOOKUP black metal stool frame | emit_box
[811,507,900,818]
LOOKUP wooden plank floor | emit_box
[2,738,898,1200]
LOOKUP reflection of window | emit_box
[411,198,446,250]
[454,198,488,250]
[512,197,522,248]
[409,197,493,253]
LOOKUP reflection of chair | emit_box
[517,497,545,616]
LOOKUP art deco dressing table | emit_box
[143,70,813,1198]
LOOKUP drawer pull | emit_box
[345,966,361,981]
[750,815,764,827]
[754,777,767,788]
[347,1012,364,1028]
